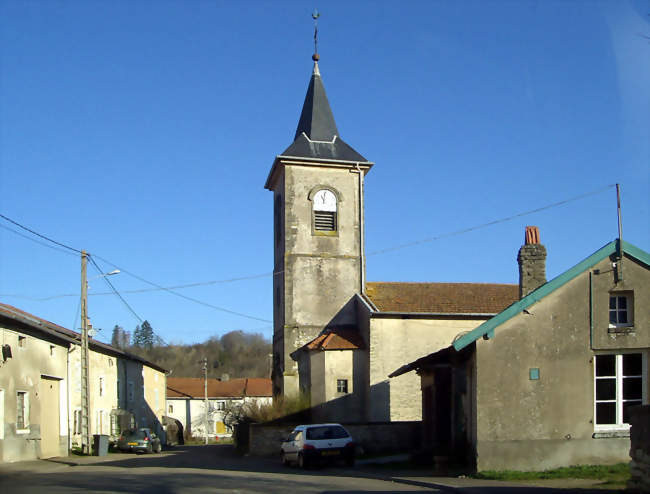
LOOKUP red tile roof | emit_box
[365,282,518,314]
[303,329,365,351]
[166,377,272,399]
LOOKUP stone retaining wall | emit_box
[243,421,422,457]
[628,405,650,493]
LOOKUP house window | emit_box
[337,379,348,394]
[313,189,337,233]
[99,377,104,397]
[609,294,632,327]
[50,345,55,356]
[216,401,225,411]
[168,404,173,414]
[594,353,645,428]
[16,391,28,430]
[18,336,26,348]
[127,381,134,402]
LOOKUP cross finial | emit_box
[312,9,320,61]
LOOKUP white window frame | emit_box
[336,379,349,394]
[609,293,633,328]
[594,352,647,431]
[16,390,30,433]
[216,401,225,411]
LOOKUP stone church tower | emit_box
[264,54,373,398]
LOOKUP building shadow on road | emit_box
[28,445,623,494]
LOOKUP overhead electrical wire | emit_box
[1,184,615,315]
[367,184,616,256]
[0,213,271,323]
[88,255,143,324]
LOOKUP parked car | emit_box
[117,428,162,454]
[280,423,355,468]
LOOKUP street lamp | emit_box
[80,251,120,454]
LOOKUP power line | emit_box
[92,254,272,323]
[0,213,81,253]
[367,184,616,256]
[0,212,273,323]
[88,255,143,324]
[0,224,78,258]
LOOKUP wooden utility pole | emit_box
[202,358,209,445]
[80,251,91,454]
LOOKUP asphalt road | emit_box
[0,445,623,494]
[0,445,436,494]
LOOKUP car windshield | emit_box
[306,426,349,440]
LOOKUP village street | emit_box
[0,445,622,494]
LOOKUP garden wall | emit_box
[241,421,422,457]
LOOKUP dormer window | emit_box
[313,189,337,234]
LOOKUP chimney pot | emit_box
[525,226,540,245]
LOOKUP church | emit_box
[264,52,519,423]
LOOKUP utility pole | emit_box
[202,358,209,445]
[80,251,91,454]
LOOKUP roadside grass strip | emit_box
[471,463,630,483]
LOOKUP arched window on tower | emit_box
[312,189,337,234]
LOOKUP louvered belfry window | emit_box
[313,189,337,233]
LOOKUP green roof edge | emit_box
[453,239,648,351]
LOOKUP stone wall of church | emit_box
[277,163,363,398]
[370,316,487,422]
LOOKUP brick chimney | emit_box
[518,226,547,299]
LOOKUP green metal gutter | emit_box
[453,239,633,351]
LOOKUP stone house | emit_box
[0,303,167,461]
[266,54,518,423]
[390,234,649,471]
[0,304,75,461]
[166,377,272,439]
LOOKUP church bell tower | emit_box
[264,50,373,398]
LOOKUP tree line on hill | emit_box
[110,322,271,379]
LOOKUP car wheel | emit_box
[298,452,309,469]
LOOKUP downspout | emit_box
[355,163,365,293]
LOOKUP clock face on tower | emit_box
[313,189,337,212]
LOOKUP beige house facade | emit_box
[0,303,167,461]
[0,305,74,462]
[392,237,649,471]
[166,377,272,439]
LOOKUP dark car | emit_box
[117,428,162,454]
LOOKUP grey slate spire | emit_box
[294,61,339,141]
[280,57,368,163]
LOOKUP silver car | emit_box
[280,423,355,468]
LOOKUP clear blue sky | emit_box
[1,1,648,345]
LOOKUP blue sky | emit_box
[1,1,648,345]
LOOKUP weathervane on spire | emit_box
[312,8,320,61]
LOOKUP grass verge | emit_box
[472,463,630,484]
